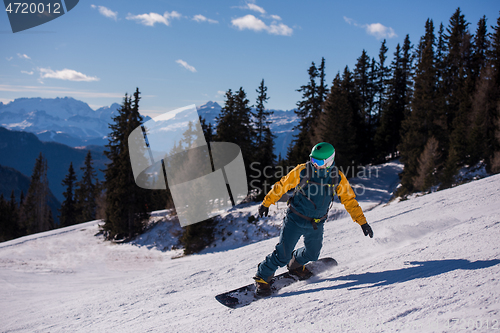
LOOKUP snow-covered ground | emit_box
[1,161,500,332]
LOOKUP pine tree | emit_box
[317,57,328,111]
[413,136,441,192]
[474,12,500,173]
[200,117,214,144]
[354,49,376,162]
[103,88,150,240]
[215,90,237,143]
[215,87,255,184]
[376,35,414,161]
[376,39,390,122]
[17,191,26,236]
[369,57,379,114]
[45,209,54,231]
[288,59,326,165]
[401,34,415,114]
[375,44,403,160]
[435,22,447,102]
[252,79,276,197]
[179,217,216,255]
[354,50,374,122]
[460,17,489,164]
[103,93,131,239]
[9,191,20,238]
[442,8,470,127]
[472,16,489,82]
[173,117,217,255]
[59,163,78,227]
[491,12,500,171]
[254,79,272,148]
[441,8,474,187]
[234,87,256,169]
[21,153,51,234]
[0,192,21,241]
[75,151,99,223]
[293,61,319,162]
[433,22,449,142]
[0,195,8,241]
[261,129,276,177]
[399,19,441,194]
[320,68,361,174]
[491,13,500,89]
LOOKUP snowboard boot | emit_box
[287,254,313,280]
[253,275,273,297]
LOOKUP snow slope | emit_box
[1,163,500,332]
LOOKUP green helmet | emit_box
[310,142,335,168]
[310,142,335,159]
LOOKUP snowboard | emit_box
[215,257,338,309]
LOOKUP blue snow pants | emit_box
[256,208,324,280]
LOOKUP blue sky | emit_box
[1,1,498,118]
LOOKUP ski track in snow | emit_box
[1,161,500,332]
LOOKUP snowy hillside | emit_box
[1,162,499,332]
[130,161,404,254]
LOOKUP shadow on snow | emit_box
[277,259,500,297]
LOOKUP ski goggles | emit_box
[311,152,335,168]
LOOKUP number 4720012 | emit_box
[5,2,62,14]
[447,318,499,330]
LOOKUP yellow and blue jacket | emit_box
[262,163,367,226]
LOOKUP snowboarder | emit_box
[254,142,373,296]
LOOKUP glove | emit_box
[361,223,373,238]
[258,204,269,218]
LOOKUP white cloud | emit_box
[270,14,281,21]
[38,68,100,82]
[231,14,292,36]
[175,60,197,73]
[344,16,397,40]
[232,15,267,32]
[91,5,118,21]
[267,22,293,36]
[192,14,218,24]
[126,11,181,27]
[21,70,34,75]
[17,53,31,60]
[245,3,266,15]
[365,23,397,39]
[343,16,356,25]
[6,57,13,61]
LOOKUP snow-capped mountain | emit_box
[0,97,121,147]
[196,101,223,124]
[0,98,298,157]
[266,109,299,158]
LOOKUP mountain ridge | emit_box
[1,97,298,157]
[0,127,107,203]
